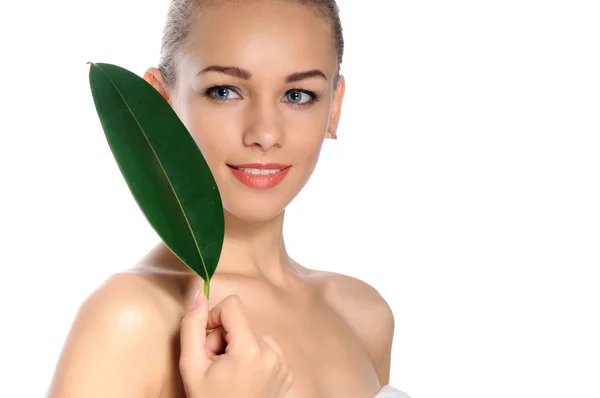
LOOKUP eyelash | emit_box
[203,85,319,108]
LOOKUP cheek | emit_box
[286,112,328,160]
[294,132,325,161]
[177,101,232,167]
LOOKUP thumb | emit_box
[179,290,211,377]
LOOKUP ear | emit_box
[326,75,346,139]
[143,67,170,102]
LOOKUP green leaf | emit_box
[87,62,224,297]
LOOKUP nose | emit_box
[242,98,283,151]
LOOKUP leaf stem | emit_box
[204,279,210,299]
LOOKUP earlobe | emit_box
[326,127,338,140]
[143,67,170,102]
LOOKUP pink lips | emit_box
[228,163,291,189]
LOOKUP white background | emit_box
[1,0,599,397]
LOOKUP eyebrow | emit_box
[196,65,327,83]
[285,69,327,83]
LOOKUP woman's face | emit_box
[150,1,345,222]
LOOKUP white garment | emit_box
[374,385,411,398]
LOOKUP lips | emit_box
[227,163,291,189]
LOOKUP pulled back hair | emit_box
[157,0,344,90]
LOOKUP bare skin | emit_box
[49,242,394,398]
[49,1,396,397]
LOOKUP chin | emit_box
[223,192,295,222]
[219,176,308,223]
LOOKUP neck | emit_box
[213,209,293,281]
[146,209,297,285]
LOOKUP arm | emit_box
[47,274,170,398]
[331,274,396,386]
[368,297,395,385]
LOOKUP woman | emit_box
[49,0,408,397]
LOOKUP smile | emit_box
[228,163,291,189]
[236,167,282,175]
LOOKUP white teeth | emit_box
[240,168,281,175]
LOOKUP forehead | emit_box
[179,1,337,80]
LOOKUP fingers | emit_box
[179,292,209,376]
[281,369,295,398]
[261,335,294,398]
[207,295,259,356]
[205,326,227,358]
[261,334,284,356]
[260,335,287,376]
[179,293,294,398]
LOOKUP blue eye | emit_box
[204,86,318,107]
[214,87,231,98]
[286,90,312,104]
[205,86,241,101]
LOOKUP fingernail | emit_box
[192,290,205,309]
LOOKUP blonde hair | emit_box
[157,0,344,89]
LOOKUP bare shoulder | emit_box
[48,271,185,398]
[321,271,395,333]
[318,271,396,384]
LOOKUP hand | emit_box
[179,293,294,398]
